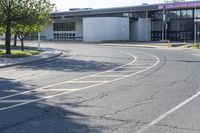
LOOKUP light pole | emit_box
[194,4,197,44]
[162,8,166,41]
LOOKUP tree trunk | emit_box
[14,34,17,47]
[5,6,11,55]
[20,37,24,51]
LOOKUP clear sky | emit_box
[50,0,194,11]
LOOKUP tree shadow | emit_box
[0,78,102,133]
[15,57,124,73]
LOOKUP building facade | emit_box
[41,1,200,42]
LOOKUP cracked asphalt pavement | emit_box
[0,42,200,133]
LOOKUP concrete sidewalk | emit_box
[0,49,62,68]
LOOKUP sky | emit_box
[50,0,194,11]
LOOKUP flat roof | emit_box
[51,1,200,17]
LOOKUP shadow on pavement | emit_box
[15,58,124,72]
[165,59,200,63]
[0,78,102,133]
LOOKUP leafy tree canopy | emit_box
[0,0,54,54]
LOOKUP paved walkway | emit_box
[0,49,62,68]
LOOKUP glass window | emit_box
[186,10,193,18]
[181,20,193,31]
[176,10,181,19]
[149,11,163,20]
[168,10,180,19]
[181,10,187,18]
[152,21,163,31]
[53,22,75,31]
[170,20,180,31]
[168,11,177,19]
[195,9,200,18]
[131,12,146,19]
[181,10,193,18]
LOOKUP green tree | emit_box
[12,0,54,51]
[0,0,54,54]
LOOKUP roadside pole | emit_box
[162,8,166,41]
[194,4,197,44]
[38,32,41,50]
[146,10,148,41]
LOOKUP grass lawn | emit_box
[0,50,41,58]
[0,44,31,49]
[0,44,42,58]
[192,44,200,49]
[0,45,5,49]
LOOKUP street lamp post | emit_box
[194,4,197,44]
[162,9,166,41]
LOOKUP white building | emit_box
[2,1,200,42]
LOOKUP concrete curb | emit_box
[182,48,200,51]
[99,44,167,49]
[100,44,200,51]
[0,50,62,69]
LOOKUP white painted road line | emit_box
[136,88,200,132]
[0,83,105,111]
[0,100,34,103]
[136,89,200,133]
[124,66,147,69]
[136,61,157,63]
[0,52,137,100]
[0,53,160,111]
[94,75,125,77]
[37,88,80,92]
[111,70,135,73]
[70,81,108,83]
[191,54,200,57]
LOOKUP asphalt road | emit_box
[0,42,200,133]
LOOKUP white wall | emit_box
[41,24,54,40]
[130,21,138,41]
[130,18,151,41]
[75,21,83,38]
[83,17,129,42]
[138,18,151,41]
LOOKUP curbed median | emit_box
[0,49,62,68]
